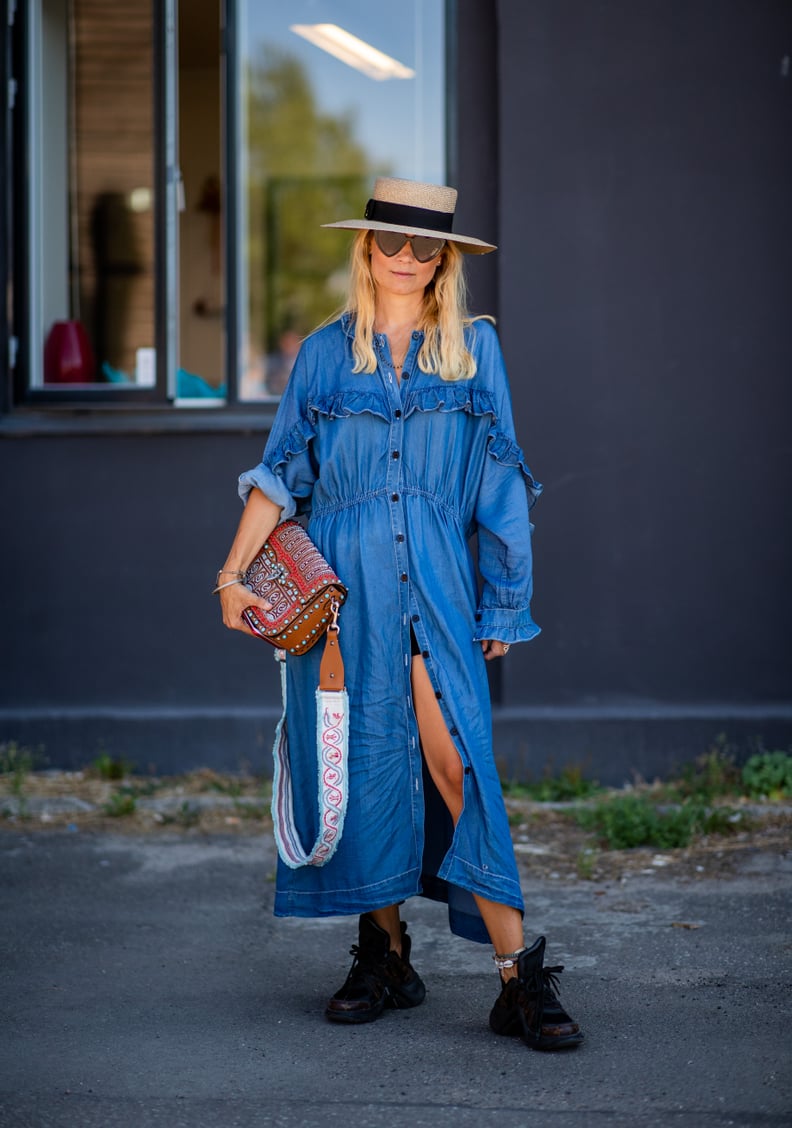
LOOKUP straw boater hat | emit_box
[322,177,496,255]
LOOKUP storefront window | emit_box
[235,1,446,401]
[29,0,156,390]
[17,1,445,408]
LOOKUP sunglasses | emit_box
[373,230,446,263]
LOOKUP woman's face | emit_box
[368,233,443,299]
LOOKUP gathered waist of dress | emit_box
[311,485,468,526]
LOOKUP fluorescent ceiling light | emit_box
[290,24,414,82]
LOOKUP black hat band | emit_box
[364,198,454,233]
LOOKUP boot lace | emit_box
[341,944,384,995]
[542,964,565,1002]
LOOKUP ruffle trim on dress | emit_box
[266,415,316,472]
[487,430,543,507]
[306,392,391,424]
[402,385,498,421]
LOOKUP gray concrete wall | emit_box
[493,0,792,709]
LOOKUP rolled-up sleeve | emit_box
[237,347,318,519]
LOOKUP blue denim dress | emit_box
[239,314,541,942]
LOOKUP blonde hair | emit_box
[344,231,479,381]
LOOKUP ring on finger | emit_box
[502,644,510,654]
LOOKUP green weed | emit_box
[576,847,598,880]
[102,792,137,817]
[576,794,749,851]
[502,763,600,803]
[668,738,742,802]
[232,800,269,821]
[741,751,792,800]
[0,742,36,819]
[575,795,695,849]
[698,806,751,836]
[91,753,134,781]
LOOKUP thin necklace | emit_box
[376,333,410,372]
[392,346,410,371]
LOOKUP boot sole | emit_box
[385,978,426,1009]
[326,979,426,1023]
[530,1030,585,1051]
[325,998,387,1024]
[490,1009,584,1049]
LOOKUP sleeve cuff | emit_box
[237,464,296,520]
[472,607,541,645]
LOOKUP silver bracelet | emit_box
[216,568,244,582]
[212,578,245,596]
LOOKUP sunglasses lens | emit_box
[374,231,445,262]
[412,237,446,262]
[374,231,407,257]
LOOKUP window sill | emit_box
[0,403,278,438]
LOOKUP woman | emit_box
[218,178,583,1051]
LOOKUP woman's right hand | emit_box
[219,580,272,637]
[216,489,284,636]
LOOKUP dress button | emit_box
[421,650,429,659]
[435,690,443,700]
[400,573,408,582]
[411,613,420,622]
[392,451,400,460]
[391,493,399,502]
[396,534,405,543]
[475,612,482,621]
[402,372,410,380]
[450,727,459,737]
[394,409,402,419]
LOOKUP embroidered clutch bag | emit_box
[242,520,347,656]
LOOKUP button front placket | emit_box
[376,333,425,835]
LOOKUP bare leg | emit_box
[410,654,464,822]
[411,655,525,980]
[370,904,403,955]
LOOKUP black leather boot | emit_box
[488,935,583,1050]
[325,913,426,1024]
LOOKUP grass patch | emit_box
[102,791,137,817]
[502,763,600,802]
[576,847,598,880]
[231,800,269,821]
[576,794,750,850]
[666,739,743,802]
[0,742,38,819]
[91,753,135,781]
[741,751,792,800]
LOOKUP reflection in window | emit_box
[237,1,445,401]
[31,0,155,388]
[178,2,225,400]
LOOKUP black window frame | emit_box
[1,0,458,433]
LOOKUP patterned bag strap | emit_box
[270,616,348,868]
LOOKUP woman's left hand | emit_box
[481,640,511,661]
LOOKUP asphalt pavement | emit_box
[1,829,790,1127]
